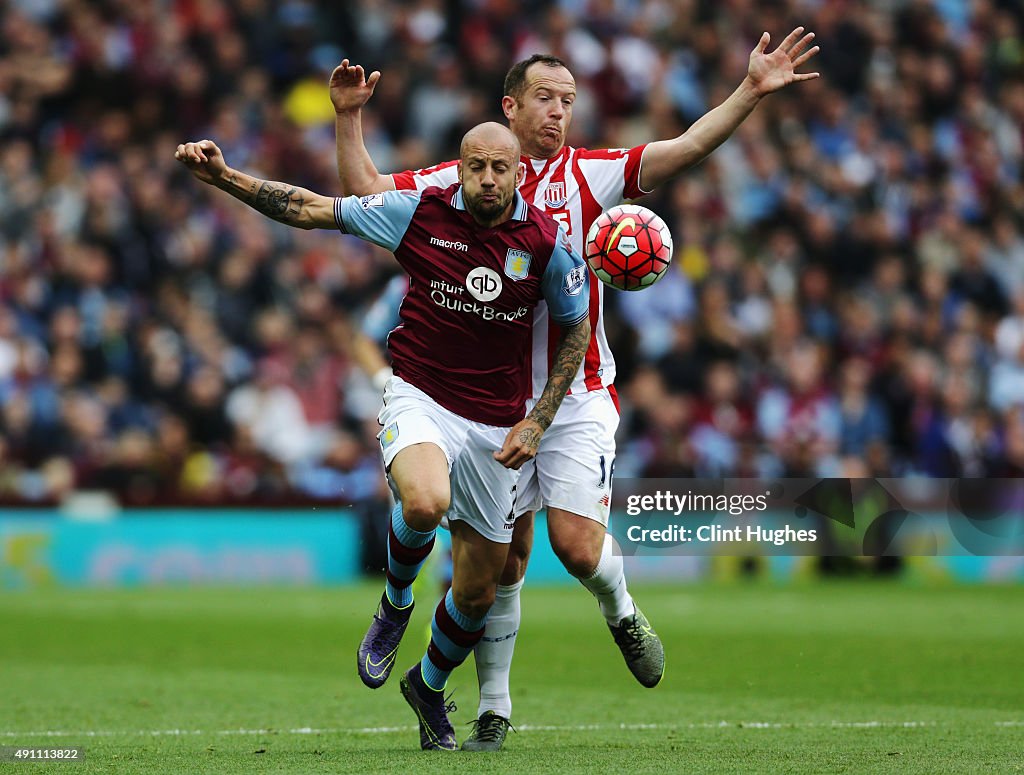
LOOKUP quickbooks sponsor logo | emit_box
[430,236,468,251]
[465,266,502,302]
[429,280,527,322]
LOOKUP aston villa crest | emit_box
[504,249,532,281]
[380,422,399,449]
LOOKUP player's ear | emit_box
[501,95,517,121]
[457,160,464,184]
[515,161,525,187]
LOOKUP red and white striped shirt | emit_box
[393,144,648,397]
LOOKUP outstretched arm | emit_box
[639,26,820,192]
[494,317,591,470]
[175,140,336,229]
[330,59,397,196]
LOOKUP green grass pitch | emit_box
[2,580,1022,774]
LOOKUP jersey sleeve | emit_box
[334,190,422,252]
[541,229,590,326]
[361,274,408,342]
[391,159,460,192]
[575,144,650,207]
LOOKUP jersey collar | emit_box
[452,186,528,222]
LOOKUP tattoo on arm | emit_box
[248,180,305,224]
[527,318,591,431]
[218,172,307,225]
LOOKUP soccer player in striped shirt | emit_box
[332,26,820,749]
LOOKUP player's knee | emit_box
[451,584,495,620]
[400,490,449,530]
[552,540,601,579]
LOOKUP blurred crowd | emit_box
[1,0,1024,507]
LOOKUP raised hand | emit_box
[329,58,381,113]
[174,140,227,185]
[747,27,820,97]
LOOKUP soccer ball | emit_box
[585,204,673,291]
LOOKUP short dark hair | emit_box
[503,54,568,103]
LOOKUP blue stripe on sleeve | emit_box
[336,190,422,253]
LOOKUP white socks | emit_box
[579,534,634,624]
[474,578,523,719]
[472,534,632,719]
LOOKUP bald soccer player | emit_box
[176,123,592,750]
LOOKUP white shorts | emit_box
[377,376,520,544]
[516,388,619,525]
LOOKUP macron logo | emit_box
[430,236,468,251]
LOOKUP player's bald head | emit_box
[457,122,523,227]
[460,122,520,163]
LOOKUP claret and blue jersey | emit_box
[393,144,648,400]
[335,182,589,427]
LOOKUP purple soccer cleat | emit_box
[357,593,413,689]
[400,667,457,751]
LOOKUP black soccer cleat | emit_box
[357,593,413,689]
[608,604,665,688]
[462,710,514,751]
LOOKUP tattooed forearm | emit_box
[527,318,591,431]
[250,181,305,223]
[214,170,312,227]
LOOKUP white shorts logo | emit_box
[380,422,399,449]
[466,267,503,302]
